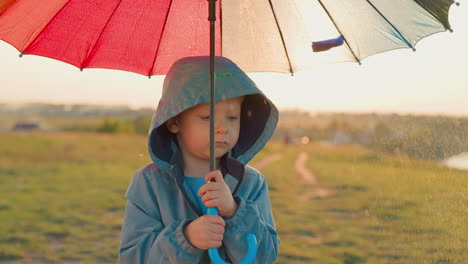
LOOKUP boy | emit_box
[119,56,279,263]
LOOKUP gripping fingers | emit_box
[201,190,215,202]
[207,215,225,227]
[208,215,226,227]
[210,223,225,234]
[207,230,223,248]
[210,232,224,241]
[204,198,222,208]
[198,182,219,197]
[208,240,222,248]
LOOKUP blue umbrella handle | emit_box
[206,207,257,264]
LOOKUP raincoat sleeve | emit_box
[119,169,205,264]
[222,170,279,263]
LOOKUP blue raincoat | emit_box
[119,56,279,263]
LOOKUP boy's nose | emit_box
[215,119,227,134]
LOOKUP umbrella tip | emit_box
[412,47,416,52]
[455,1,460,6]
[449,28,454,33]
[19,53,23,58]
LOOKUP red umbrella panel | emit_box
[0,0,221,76]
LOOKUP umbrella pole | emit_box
[206,5,257,264]
[209,0,216,172]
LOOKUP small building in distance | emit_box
[12,122,41,132]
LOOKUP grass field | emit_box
[0,132,467,263]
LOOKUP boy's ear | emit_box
[166,117,180,133]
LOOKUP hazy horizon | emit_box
[2,100,467,118]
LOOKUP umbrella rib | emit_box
[220,0,223,55]
[267,0,293,74]
[80,0,125,70]
[316,0,361,64]
[365,0,414,50]
[21,0,73,55]
[148,0,174,77]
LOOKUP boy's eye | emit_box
[228,116,239,120]
[200,116,210,120]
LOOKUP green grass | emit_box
[1,133,467,263]
[259,143,468,264]
[0,132,149,263]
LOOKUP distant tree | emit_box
[62,124,94,133]
[95,118,135,134]
[133,115,153,135]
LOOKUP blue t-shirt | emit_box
[184,176,208,214]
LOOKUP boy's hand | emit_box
[185,215,225,250]
[198,170,238,218]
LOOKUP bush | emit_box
[95,118,135,134]
[132,115,153,135]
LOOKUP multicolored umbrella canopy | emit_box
[0,0,456,77]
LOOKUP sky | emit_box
[0,4,467,116]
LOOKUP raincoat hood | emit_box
[148,56,278,172]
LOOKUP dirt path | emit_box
[250,151,330,245]
[295,152,317,185]
[294,152,333,200]
[250,153,283,171]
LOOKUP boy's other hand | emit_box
[185,215,225,250]
[199,170,238,218]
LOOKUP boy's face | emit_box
[167,96,244,162]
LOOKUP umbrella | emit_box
[0,0,459,263]
[0,0,457,75]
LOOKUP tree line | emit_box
[3,103,466,161]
